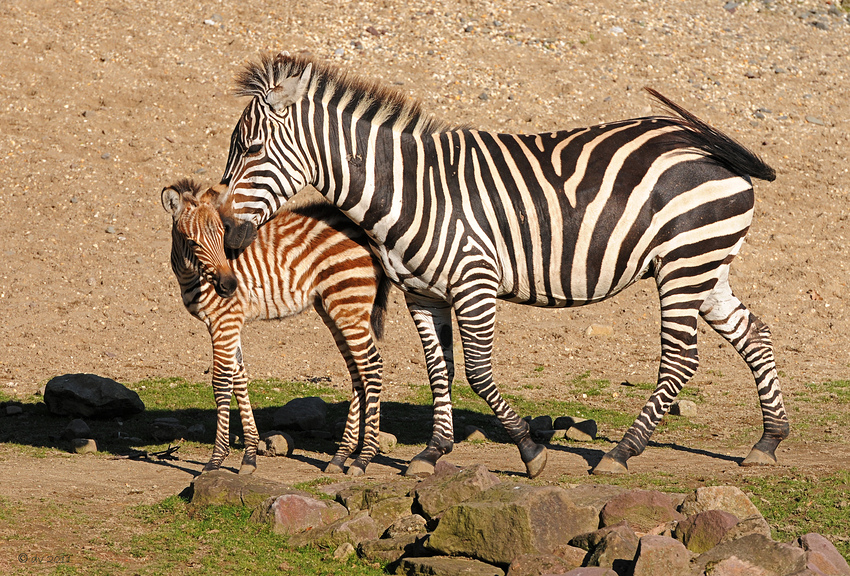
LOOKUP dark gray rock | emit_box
[44,373,144,418]
[257,431,294,457]
[71,438,97,454]
[599,490,685,533]
[272,396,327,431]
[427,483,599,566]
[552,416,598,441]
[62,418,91,440]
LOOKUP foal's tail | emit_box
[646,87,776,182]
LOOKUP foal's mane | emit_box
[234,52,455,135]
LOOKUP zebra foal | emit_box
[217,53,789,478]
[162,178,390,475]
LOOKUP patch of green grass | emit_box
[130,496,387,576]
[567,371,610,397]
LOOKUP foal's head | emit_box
[161,179,238,298]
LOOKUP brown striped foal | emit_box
[162,179,390,475]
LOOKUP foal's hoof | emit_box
[346,465,366,477]
[238,463,257,475]
[741,448,777,467]
[324,462,345,475]
[525,446,548,479]
[405,459,435,478]
[591,455,629,475]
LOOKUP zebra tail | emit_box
[370,274,392,341]
[644,87,776,182]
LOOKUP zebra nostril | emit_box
[219,274,238,297]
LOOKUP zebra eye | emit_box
[246,143,262,155]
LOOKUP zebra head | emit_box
[162,180,238,298]
[219,53,314,250]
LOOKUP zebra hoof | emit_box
[741,448,777,467]
[591,455,629,475]
[238,463,257,475]
[405,459,435,478]
[524,446,547,479]
[346,465,365,477]
[324,461,345,474]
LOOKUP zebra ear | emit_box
[161,186,182,216]
[265,62,312,113]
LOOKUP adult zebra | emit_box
[218,52,788,477]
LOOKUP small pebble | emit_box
[101,152,110,160]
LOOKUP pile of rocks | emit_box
[189,462,850,576]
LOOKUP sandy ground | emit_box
[0,0,849,571]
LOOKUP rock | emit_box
[678,486,761,520]
[599,490,685,533]
[718,515,771,543]
[669,399,698,418]
[694,533,806,575]
[62,418,91,440]
[288,509,380,549]
[5,404,23,416]
[358,534,429,565]
[333,541,355,560]
[561,484,629,517]
[272,396,327,431]
[556,569,618,576]
[529,415,553,438]
[152,418,188,442]
[187,423,205,437]
[257,431,294,457]
[413,463,501,520]
[259,492,348,535]
[379,431,397,453]
[368,495,415,533]
[397,556,505,576]
[585,324,614,337]
[552,417,598,441]
[704,556,771,575]
[71,438,97,454]
[426,483,599,566]
[674,510,740,554]
[630,535,695,576]
[384,514,428,538]
[586,524,639,572]
[794,533,850,576]
[465,425,489,441]
[506,552,581,576]
[44,373,144,418]
[190,469,294,509]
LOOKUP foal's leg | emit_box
[404,295,458,477]
[204,330,236,472]
[232,343,259,474]
[700,277,789,466]
[453,291,547,479]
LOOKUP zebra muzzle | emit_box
[214,272,238,298]
[221,215,258,251]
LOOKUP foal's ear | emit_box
[265,62,312,113]
[202,183,228,206]
[161,186,182,216]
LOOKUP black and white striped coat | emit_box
[217,53,788,478]
[163,178,390,475]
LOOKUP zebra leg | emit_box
[405,295,456,477]
[205,370,233,472]
[454,295,547,479]
[593,296,702,475]
[699,277,789,466]
[232,347,259,475]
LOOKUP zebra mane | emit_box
[235,52,455,135]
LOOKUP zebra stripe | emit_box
[218,53,788,477]
[163,178,390,476]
